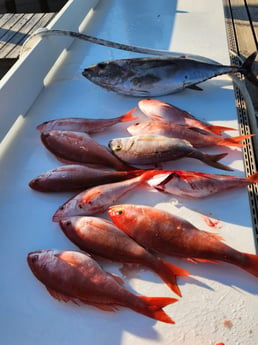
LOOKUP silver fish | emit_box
[108,134,232,171]
[82,52,258,96]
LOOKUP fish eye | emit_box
[31,255,39,263]
[97,63,106,70]
[114,144,122,151]
[116,210,123,215]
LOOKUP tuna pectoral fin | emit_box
[200,152,233,171]
[139,296,177,324]
[187,84,203,91]
[153,258,189,297]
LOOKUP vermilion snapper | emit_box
[27,249,177,323]
[127,120,251,148]
[59,216,189,296]
[136,99,235,136]
[109,134,232,171]
[152,170,258,198]
[29,164,145,192]
[40,130,132,171]
[108,204,258,278]
[82,52,258,96]
[36,111,137,134]
[52,170,160,222]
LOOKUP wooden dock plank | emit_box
[0,12,55,59]
[246,0,258,45]
[3,13,55,58]
[9,12,56,58]
[0,13,34,51]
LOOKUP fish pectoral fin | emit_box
[186,258,220,264]
[187,84,203,91]
[46,287,79,305]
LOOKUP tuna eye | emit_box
[116,210,123,215]
[31,255,39,263]
[98,63,106,70]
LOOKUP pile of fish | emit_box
[27,97,258,329]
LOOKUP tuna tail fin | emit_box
[240,51,258,87]
[139,296,177,324]
[152,258,189,297]
[204,124,236,136]
[201,152,233,171]
[119,107,138,122]
[247,172,258,183]
[241,252,258,278]
[216,134,254,147]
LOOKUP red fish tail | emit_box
[120,107,138,122]
[139,296,177,324]
[242,252,258,277]
[152,258,189,297]
[217,134,254,147]
[247,172,258,183]
[202,152,233,171]
[205,124,236,136]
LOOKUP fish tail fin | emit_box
[240,51,258,87]
[241,253,258,277]
[120,107,138,122]
[202,152,233,171]
[216,134,254,147]
[139,296,177,324]
[247,172,258,183]
[152,258,189,297]
[205,124,236,136]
